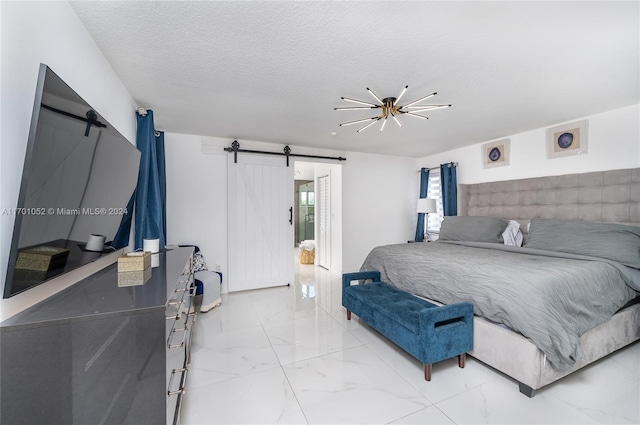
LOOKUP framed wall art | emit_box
[481,139,510,168]
[546,119,588,159]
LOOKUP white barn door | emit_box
[228,154,294,291]
[317,175,331,270]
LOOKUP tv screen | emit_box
[3,64,140,298]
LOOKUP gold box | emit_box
[117,266,152,287]
[15,246,70,271]
[118,252,151,272]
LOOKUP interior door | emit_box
[317,175,331,269]
[228,154,294,291]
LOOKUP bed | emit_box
[359,167,640,396]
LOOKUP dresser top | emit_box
[1,247,192,330]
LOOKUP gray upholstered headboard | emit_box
[458,168,640,229]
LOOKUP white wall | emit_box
[0,1,136,314]
[295,162,315,180]
[164,133,229,292]
[419,104,640,184]
[342,152,418,272]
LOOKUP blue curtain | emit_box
[112,192,135,249]
[112,110,166,250]
[414,167,430,242]
[440,162,457,216]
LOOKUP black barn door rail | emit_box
[224,140,347,166]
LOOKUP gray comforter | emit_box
[360,241,640,371]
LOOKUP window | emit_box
[427,169,444,232]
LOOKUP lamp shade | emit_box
[416,198,437,214]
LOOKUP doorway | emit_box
[295,181,314,244]
[293,161,342,276]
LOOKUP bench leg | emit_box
[424,364,432,381]
[458,353,466,368]
[346,310,351,320]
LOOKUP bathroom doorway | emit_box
[293,161,342,275]
[295,181,315,244]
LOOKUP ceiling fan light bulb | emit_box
[407,105,451,114]
[366,87,383,104]
[342,97,379,107]
[395,85,408,105]
[380,117,387,132]
[340,117,377,126]
[402,92,438,108]
[406,112,429,119]
[357,119,379,132]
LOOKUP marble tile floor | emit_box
[181,261,640,425]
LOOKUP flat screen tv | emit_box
[3,64,140,298]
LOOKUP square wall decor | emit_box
[482,139,510,168]
[546,119,588,159]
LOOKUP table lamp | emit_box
[416,198,437,241]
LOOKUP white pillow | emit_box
[502,220,523,247]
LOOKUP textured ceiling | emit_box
[70,1,639,157]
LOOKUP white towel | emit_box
[502,220,523,247]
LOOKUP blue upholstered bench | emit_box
[342,271,474,381]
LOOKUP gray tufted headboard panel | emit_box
[458,168,640,229]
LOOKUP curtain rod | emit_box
[137,107,162,136]
[41,104,107,129]
[417,162,458,172]
[224,140,347,167]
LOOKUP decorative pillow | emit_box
[502,220,523,247]
[438,216,509,244]
[193,251,208,272]
[525,218,640,268]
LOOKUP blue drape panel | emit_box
[134,112,166,250]
[112,110,166,250]
[112,192,135,249]
[440,162,457,216]
[156,131,167,241]
[414,167,430,242]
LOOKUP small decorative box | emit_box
[118,267,152,287]
[118,252,151,272]
[15,246,70,271]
